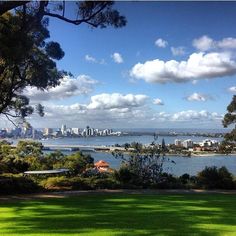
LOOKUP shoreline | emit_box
[96,150,236,158]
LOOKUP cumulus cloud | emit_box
[87,93,148,110]
[38,104,223,128]
[111,52,123,64]
[153,98,164,105]
[36,94,150,128]
[171,110,222,122]
[130,52,236,84]
[228,86,236,93]
[186,92,210,102]
[24,75,98,102]
[155,38,168,48]
[171,46,186,56]
[193,35,236,51]
[193,35,214,51]
[85,54,96,63]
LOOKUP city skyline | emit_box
[1,2,236,129]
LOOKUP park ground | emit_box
[0,191,236,236]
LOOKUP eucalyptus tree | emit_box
[0,1,126,125]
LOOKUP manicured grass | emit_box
[0,194,236,236]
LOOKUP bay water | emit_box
[34,134,236,176]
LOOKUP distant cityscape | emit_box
[0,125,122,139]
[0,124,227,141]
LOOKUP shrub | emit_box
[40,176,120,190]
[115,166,135,183]
[92,177,120,189]
[179,173,190,184]
[154,173,184,189]
[40,176,72,189]
[197,166,235,189]
[70,177,94,190]
[0,175,40,194]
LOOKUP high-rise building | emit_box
[61,124,67,135]
[44,128,53,136]
[175,139,182,147]
[182,139,193,148]
[71,128,80,135]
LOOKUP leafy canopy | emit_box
[0,1,126,125]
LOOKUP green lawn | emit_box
[0,194,236,236]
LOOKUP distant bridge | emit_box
[42,144,126,152]
[11,144,129,152]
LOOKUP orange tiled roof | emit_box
[94,160,109,167]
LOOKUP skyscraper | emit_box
[61,124,66,135]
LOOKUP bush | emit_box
[40,176,72,189]
[114,166,142,187]
[40,176,120,190]
[197,166,235,189]
[0,175,40,194]
[92,177,120,189]
[154,173,184,189]
[70,177,94,190]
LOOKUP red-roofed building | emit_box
[94,160,110,172]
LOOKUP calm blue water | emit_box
[87,152,236,177]
[10,135,236,176]
[38,135,223,146]
[46,148,236,177]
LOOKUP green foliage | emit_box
[61,152,94,175]
[0,175,40,194]
[90,177,120,189]
[41,175,120,190]
[222,96,236,148]
[16,140,43,157]
[40,176,71,189]
[0,11,65,119]
[223,95,236,128]
[197,166,235,189]
[148,172,185,189]
[0,141,31,173]
[114,143,167,187]
[0,1,126,122]
[219,140,234,154]
[114,165,141,187]
[130,142,143,152]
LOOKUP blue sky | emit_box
[16,2,236,129]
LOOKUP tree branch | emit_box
[0,1,31,15]
[43,2,109,27]
[4,113,18,127]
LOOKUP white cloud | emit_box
[35,94,150,128]
[111,52,123,64]
[87,93,148,110]
[193,35,236,51]
[218,37,236,49]
[130,52,236,84]
[228,86,236,93]
[153,98,164,105]
[171,46,185,56]
[85,55,106,65]
[186,93,209,102]
[25,101,223,128]
[24,75,98,102]
[193,35,214,51]
[171,110,223,122]
[85,54,96,63]
[155,38,168,48]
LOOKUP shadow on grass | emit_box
[0,194,236,235]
